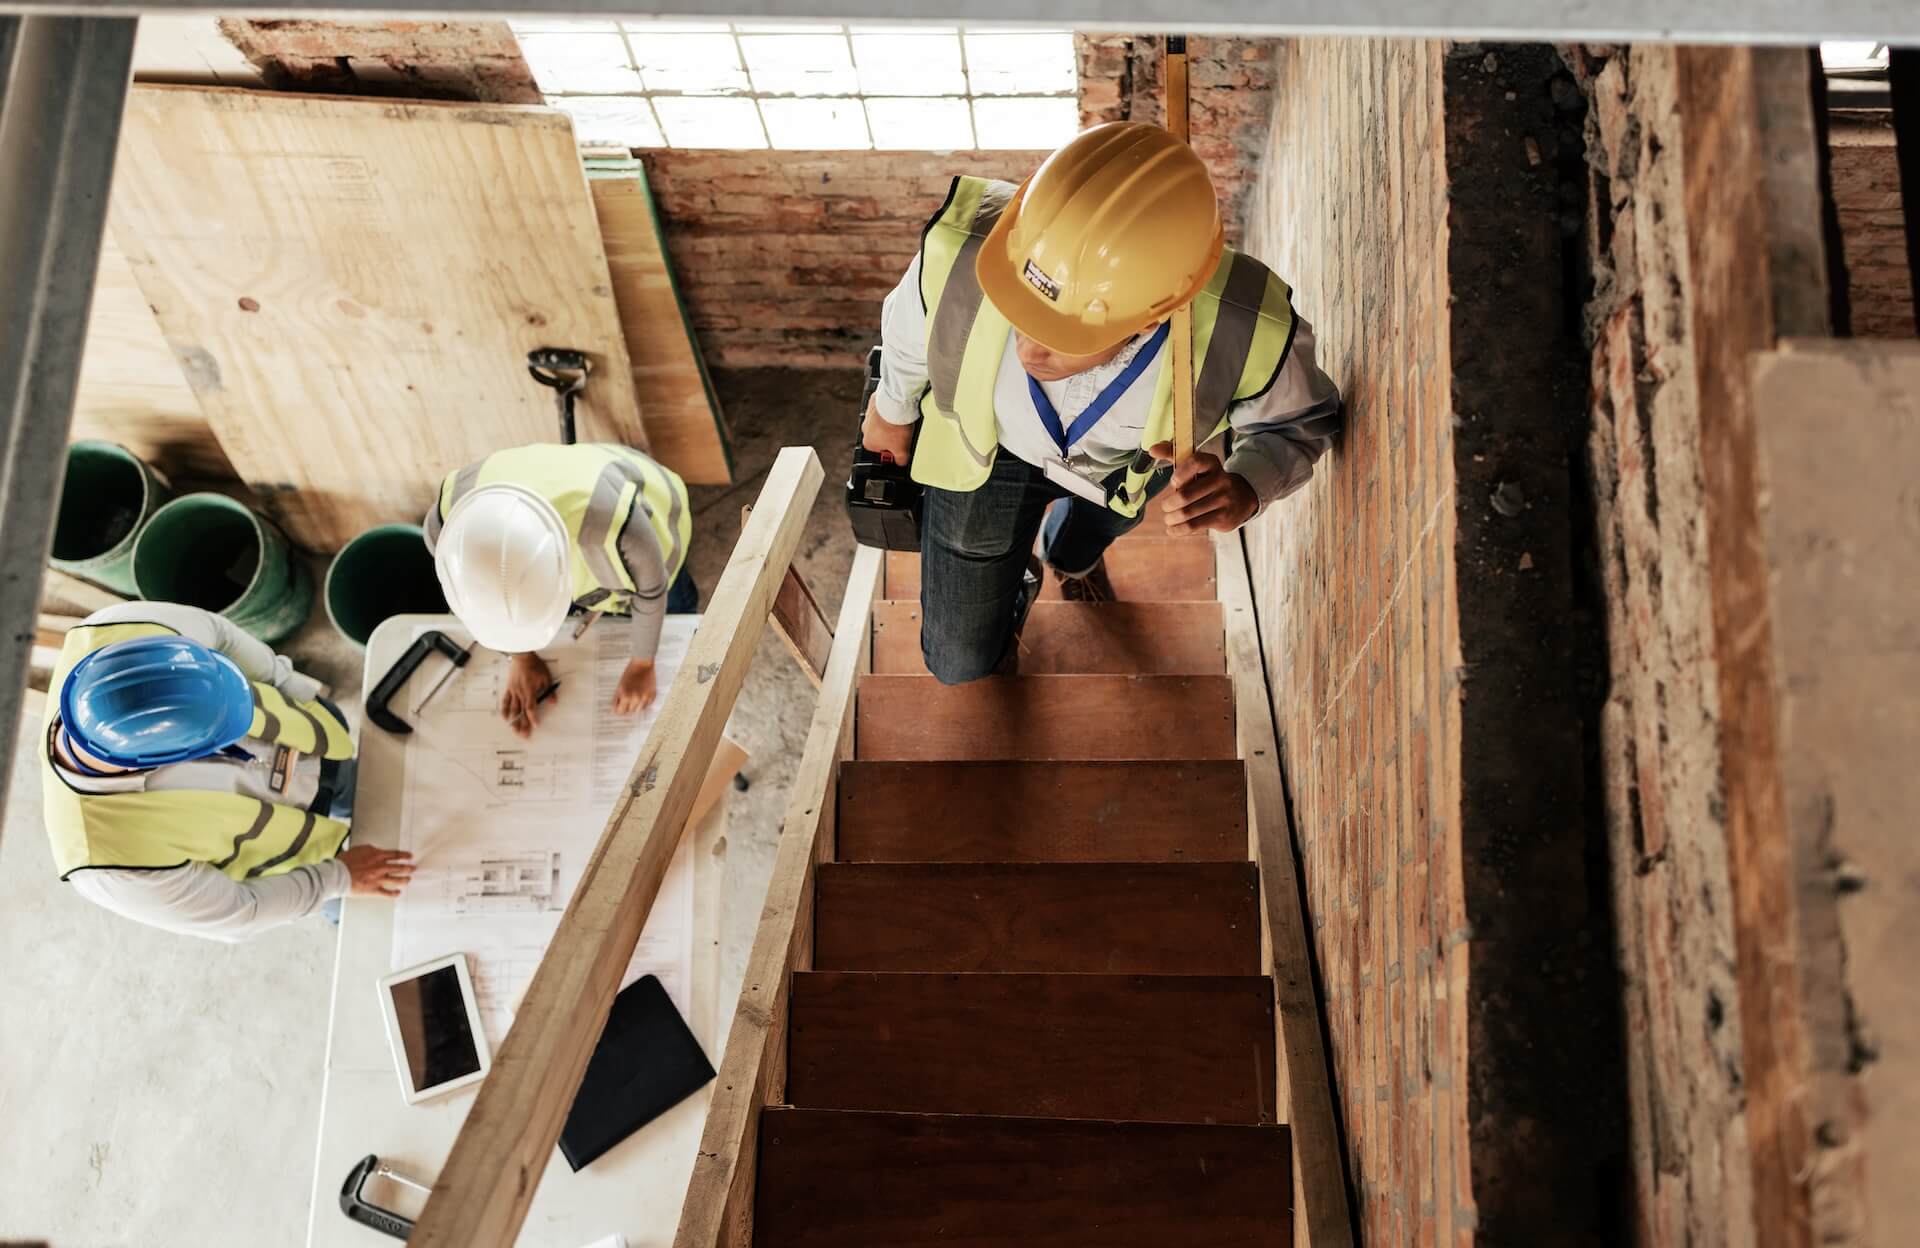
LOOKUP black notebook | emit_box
[558,974,715,1172]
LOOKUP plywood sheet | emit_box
[72,227,232,482]
[587,159,732,484]
[111,85,647,550]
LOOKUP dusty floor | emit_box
[0,367,863,1247]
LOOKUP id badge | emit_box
[268,745,293,795]
[1043,456,1109,505]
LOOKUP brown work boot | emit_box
[1055,557,1116,603]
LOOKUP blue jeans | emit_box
[918,454,1165,684]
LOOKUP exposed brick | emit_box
[218,19,543,103]
[1828,114,1917,338]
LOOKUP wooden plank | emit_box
[410,448,822,1248]
[787,971,1276,1123]
[756,1109,1292,1248]
[1750,341,1920,1240]
[813,862,1261,974]
[672,544,882,1248]
[587,162,733,485]
[72,228,232,481]
[1214,532,1355,1248]
[837,760,1249,863]
[871,600,1223,675]
[855,674,1235,761]
[769,564,833,686]
[885,538,1217,602]
[112,86,648,550]
[41,569,126,616]
[1672,47,1835,1248]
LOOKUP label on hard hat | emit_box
[1022,258,1062,302]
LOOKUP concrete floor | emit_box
[0,367,863,1247]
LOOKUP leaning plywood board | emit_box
[588,157,732,484]
[72,226,233,482]
[111,85,648,550]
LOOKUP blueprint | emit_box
[390,616,700,1045]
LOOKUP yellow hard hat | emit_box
[977,121,1224,357]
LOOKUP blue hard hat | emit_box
[60,636,256,769]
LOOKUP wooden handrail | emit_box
[409,446,825,1248]
[1214,530,1357,1248]
[675,543,884,1248]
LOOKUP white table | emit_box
[305,614,725,1248]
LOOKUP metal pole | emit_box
[0,15,137,837]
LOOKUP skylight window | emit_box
[509,20,1081,151]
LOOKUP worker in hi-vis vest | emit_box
[425,442,695,737]
[42,603,413,942]
[861,122,1342,683]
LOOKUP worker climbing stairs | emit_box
[728,503,1346,1246]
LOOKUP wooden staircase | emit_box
[677,512,1351,1248]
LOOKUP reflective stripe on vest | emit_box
[432,444,690,615]
[42,622,352,880]
[913,174,1297,516]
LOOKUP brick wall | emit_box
[1569,46,1757,1247]
[641,149,1045,369]
[1246,38,1622,1246]
[217,19,542,102]
[1829,114,1916,338]
[1242,40,1461,1240]
[642,36,1279,368]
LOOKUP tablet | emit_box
[376,953,491,1105]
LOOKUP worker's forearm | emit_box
[70,859,347,943]
[1223,410,1339,512]
[628,596,665,663]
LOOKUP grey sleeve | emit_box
[66,858,349,943]
[1215,313,1343,515]
[82,602,322,702]
[616,515,669,662]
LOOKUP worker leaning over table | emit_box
[424,442,695,738]
[42,602,413,942]
[861,122,1342,683]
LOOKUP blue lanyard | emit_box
[1025,321,1171,457]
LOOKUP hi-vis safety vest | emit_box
[914,176,1300,516]
[425,443,691,614]
[42,622,356,881]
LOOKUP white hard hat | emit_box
[434,484,572,654]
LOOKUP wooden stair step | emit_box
[836,760,1249,863]
[814,862,1260,974]
[855,674,1235,761]
[870,600,1225,675]
[786,972,1276,1123]
[756,1109,1293,1248]
[885,538,1217,602]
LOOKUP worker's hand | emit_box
[862,394,914,466]
[1148,442,1259,535]
[613,658,658,715]
[340,846,415,898]
[501,652,556,739]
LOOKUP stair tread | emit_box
[837,760,1249,863]
[856,674,1236,761]
[756,1108,1292,1248]
[871,600,1225,675]
[787,971,1276,1124]
[885,538,1218,602]
[814,862,1260,974]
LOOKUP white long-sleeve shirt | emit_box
[56,603,351,943]
[876,252,1342,518]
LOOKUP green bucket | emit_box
[50,441,172,596]
[324,523,448,648]
[132,493,313,644]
